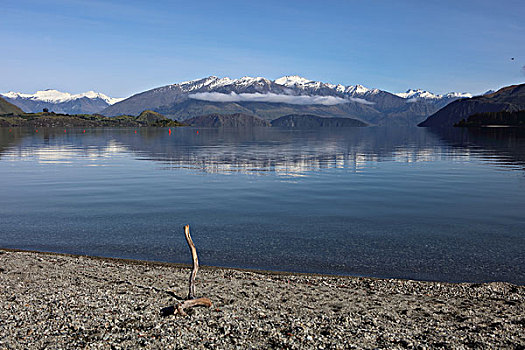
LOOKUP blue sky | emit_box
[1,0,524,97]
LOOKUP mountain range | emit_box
[101,76,472,127]
[0,90,123,115]
[2,76,472,126]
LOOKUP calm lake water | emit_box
[0,127,524,284]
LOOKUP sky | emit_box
[1,0,524,98]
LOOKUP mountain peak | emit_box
[1,89,123,105]
[395,89,439,100]
[237,76,272,85]
[395,89,472,100]
[274,75,312,86]
[178,76,234,91]
[345,84,371,95]
[444,92,472,99]
[180,76,218,85]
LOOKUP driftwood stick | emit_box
[160,225,212,317]
[161,297,212,317]
[176,303,187,317]
[184,224,199,300]
[181,297,212,309]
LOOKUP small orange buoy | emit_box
[134,130,137,134]
[36,130,38,133]
[196,130,199,134]
[83,130,86,133]
[64,130,66,133]
[169,128,172,135]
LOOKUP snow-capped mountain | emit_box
[101,75,471,126]
[274,75,380,96]
[1,89,124,114]
[2,89,123,105]
[176,75,381,98]
[3,76,471,125]
[395,89,441,100]
[395,89,472,101]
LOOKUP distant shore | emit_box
[0,110,185,128]
[1,249,523,349]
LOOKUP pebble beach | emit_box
[0,249,523,349]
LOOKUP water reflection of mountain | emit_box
[1,127,525,175]
[124,128,467,175]
[0,129,21,158]
[427,127,525,172]
[0,128,130,164]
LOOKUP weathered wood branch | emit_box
[161,297,212,317]
[184,224,199,300]
[161,224,212,317]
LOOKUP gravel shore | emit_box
[0,249,523,349]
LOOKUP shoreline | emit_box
[1,248,524,348]
[1,247,522,286]
[0,247,432,283]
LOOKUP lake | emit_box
[0,126,524,284]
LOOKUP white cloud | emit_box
[188,92,373,106]
[348,97,375,105]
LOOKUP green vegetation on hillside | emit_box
[0,110,186,128]
[455,110,525,127]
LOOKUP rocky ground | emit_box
[0,249,523,349]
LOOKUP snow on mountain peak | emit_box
[444,92,472,99]
[77,91,124,104]
[2,89,75,103]
[395,89,472,101]
[1,89,123,105]
[335,84,346,93]
[179,76,220,91]
[2,91,26,99]
[179,76,272,91]
[209,77,234,89]
[345,84,370,95]
[274,75,312,87]
[174,75,377,99]
[236,76,271,85]
[395,89,440,100]
[33,89,72,102]
[179,77,214,86]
